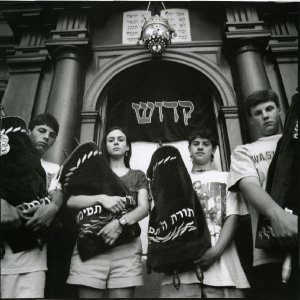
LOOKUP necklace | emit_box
[192,168,212,173]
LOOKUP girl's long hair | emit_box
[100,126,132,168]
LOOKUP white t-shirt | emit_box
[227,134,284,267]
[41,159,62,192]
[1,159,60,275]
[161,170,250,288]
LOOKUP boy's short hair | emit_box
[28,113,59,135]
[188,127,218,149]
[245,89,280,117]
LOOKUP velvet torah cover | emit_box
[147,145,211,274]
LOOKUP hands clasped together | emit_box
[96,195,126,246]
[1,198,59,234]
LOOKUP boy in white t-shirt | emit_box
[159,128,249,298]
[227,90,298,299]
[1,113,63,298]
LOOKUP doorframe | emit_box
[81,50,240,171]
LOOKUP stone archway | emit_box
[80,50,242,298]
[83,50,237,111]
[81,50,242,163]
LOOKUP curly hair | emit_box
[188,127,218,149]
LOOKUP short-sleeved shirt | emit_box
[161,170,250,288]
[1,159,60,275]
[119,169,148,204]
[227,134,284,267]
[226,190,249,217]
[41,159,62,192]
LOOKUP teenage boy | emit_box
[1,113,63,298]
[227,89,298,299]
[159,127,249,298]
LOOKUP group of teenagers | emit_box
[1,89,298,299]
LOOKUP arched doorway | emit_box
[81,51,239,297]
[82,51,238,172]
[96,60,225,172]
[85,58,233,254]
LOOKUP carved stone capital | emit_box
[223,34,271,61]
[223,4,271,60]
[45,11,92,61]
[45,37,92,66]
[0,12,19,58]
[45,36,90,54]
[47,45,90,67]
[220,106,239,119]
[6,55,47,74]
[1,17,49,73]
[9,48,48,74]
[268,35,298,61]
[81,111,101,124]
[262,9,298,60]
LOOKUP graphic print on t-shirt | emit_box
[192,181,227,246]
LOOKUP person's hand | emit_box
[269,209,298,248]
[194,246,221,271]
[98,195,126,214]
[24,202,59,233]
[1,199,23,231]
[99,219,122,246]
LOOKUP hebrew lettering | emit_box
[77,211,84,223]
[132,102,155,124]
[163,101,179,123]
[94,205,102,214]
[160,221,168,231]
[86,207,94,216]
[155,102,164,122]
[132,100,194,125]
[179,101,194,125]
[176,210,183,218]
[171,213,178,224]
[187,208,194,217]
[148,226,155,234]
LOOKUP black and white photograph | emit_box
[0,1,298,298]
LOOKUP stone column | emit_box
[231,42,271,97]
[43,46,88,164]
[44,10,91,164]
[223,4,272,142]
[266,11,298,106]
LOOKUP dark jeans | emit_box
[45,207,78,299]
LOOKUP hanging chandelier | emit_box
[137,2,176,54]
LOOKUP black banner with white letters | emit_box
[105,62,218,142]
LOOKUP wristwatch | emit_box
[119,217,127,226]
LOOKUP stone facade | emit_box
[0,2,298,298]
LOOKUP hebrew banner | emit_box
[105,62,217,143]
[106,96,216,143]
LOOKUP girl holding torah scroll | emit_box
[63,127,148,298]
[159,128,249,298]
